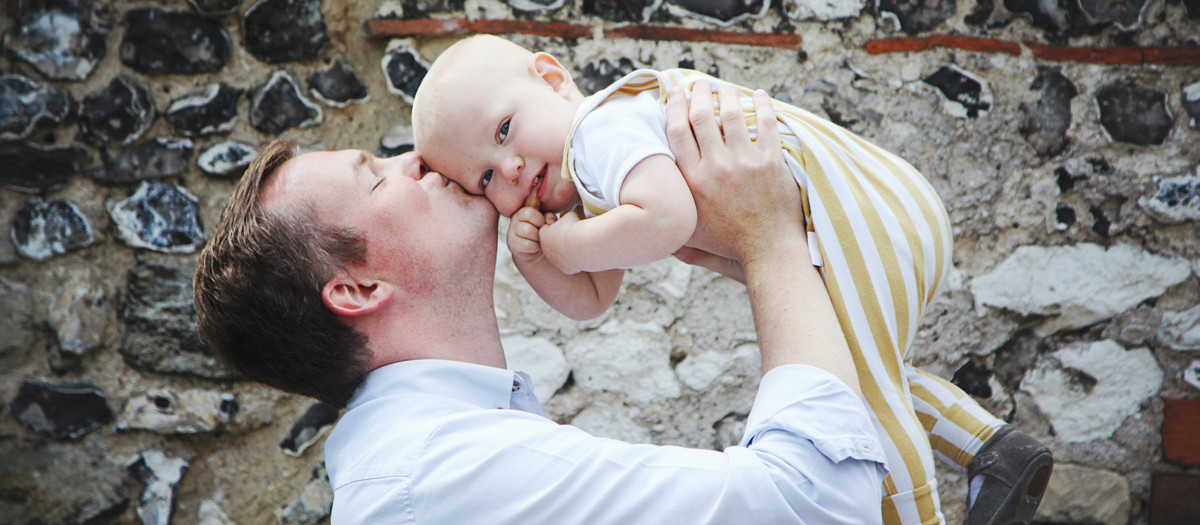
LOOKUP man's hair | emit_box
[193,139,371,408]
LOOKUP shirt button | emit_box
[512,380,521,392]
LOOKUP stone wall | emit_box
[2,0,1198,523]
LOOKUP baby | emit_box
[412,34,1051,525]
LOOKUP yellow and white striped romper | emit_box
[562,69,1006,525]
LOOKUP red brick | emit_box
[606,25,801,49]
[864,35,1019,56]
[1150,471,1200,525]
[1163,398,1200,466]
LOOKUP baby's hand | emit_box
[539,210,581,275]
[507,205,557,266]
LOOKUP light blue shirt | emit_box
[325,359,886,524]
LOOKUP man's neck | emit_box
[362,299,507,371]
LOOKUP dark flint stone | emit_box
[1054,166,1086,193]
[923,65,990,118]
[1076,0,1152,30]
[0,141,88,193]
[243,0,328,63]
[1003,0,1100,37]
[1054,203,1076,228]
[2,0,107,81]
[878,0,957,34]
[665,0,769,25]
[951,359,993,397]
[1018,67,1077,156]
[583,0,660,22]
[85,137,194,185]
[308,60,369,108]
[78,76,155,146]
[279,465,333,524]
[1186,0,1200,18]
[8,379,113,439]
[250,71,322,135]
[1184,82,1199,130]
[508,0,564,12]
[388,0,466,16]
[12,198,94,261]
[164,83,243,137]
[127,450,188,525]
[1143,175,1200,223]
[1096,80,1172,146]
[579,57,638,96]
[1090,205,1111,236]
[188,0,241,15]
[381,41,429,103]
[0,436,133,523]
[106,181,205,253]
[280,402,340,456]
[120,7,232,75]
[1,75,73,140]
[120,254,235,380]
[379,124,414,158]
[197,140,257,177]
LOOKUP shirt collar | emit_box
[348,359,543,416]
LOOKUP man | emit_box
[194,83,887,523]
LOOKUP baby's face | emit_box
[424,72,581,218]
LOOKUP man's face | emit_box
[424,70,581,218]
[261,150,499,282]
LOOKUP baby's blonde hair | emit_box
[412,35,535,151]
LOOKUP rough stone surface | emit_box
[107,181,205,253]
[1035,463,1130,525]
[676,342,760,391]
[8,379,114,439]
[197,140,258,177]
[279,402,339,457]
[878,0,957,33]
[783,0,866,21]
[1159,305,1200,352]
[503,335,571,403]
[2,0,107,81]
[128,450,188,525]
[189,0,241,15]
[308,59,370,108]
[86,137,194,185]
[120,7,232,75]
[1019,67,1076,156]
[47,267,112,368]
[0,74,73,140]
[11,197,94,260]
[0,141,88,193]
[250,71,323,135]
[378,122,415,158]
[924,65,992,119]
[1185,82,1200,130]
[243,0,328,63]
[1077,0,1154,30]
[1021,340,1162,442]
[583,0,662,22]
[970,243,1193,335]
[508,0,566,11]
[77,76,155,146]
[571,403,652,442]
[565,320,682,403]
[664,0,769,25]
[0,278,34,360]
[381,40,429,103]
[0,437,132,523]
[579,57,639,96]
[164,83,243,137]
[1096,80,1173,146]
[116,388,237,434]
[278,464,334,524]
[1139,170,1200,224]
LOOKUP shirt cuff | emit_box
[741,365,887,466]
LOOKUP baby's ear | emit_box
[530,52,575,95]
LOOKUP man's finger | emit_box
[688,82,723,153]
[718,85,750,149]
[665,86,700,172]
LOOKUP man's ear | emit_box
[529,52,575,96]
[322,274,395,317]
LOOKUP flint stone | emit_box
[197,140,257,177]
[278,464,333,525]
[664,0,769,25]
[565,320,682,403]
[120,255,235,379]
[381,40,429,103]
[1001,0,1081,34]
[0,74,73,140]
[1034,463,1130,525]
[878,0,956,33]
[1053,203,1076,230]
[0,278,34,359]
[12,197,94,260]
[280,402,339,456]
[0,436,132,523]
[86,137,194,185]
[2,0,107,81]
[1096,80,1172,146]
[1188,0,1200,18]
[503,335,570,403]
[1186,360,1200,391]
[783,0,867,21]
[509,0,566,11]
[571,404,652,443]
[583,0,663,22]
[1021,340,1162,442]
[108,182,204,253]
[308,60,369,108]
[1184,82,1200,130]
[9,379,114,439]
[378,122,414,158]
[1099,306,1161,347]
[0,141,88,193]
[969,243,1192,335]
[120,8,232,75]
[116,388,236,434]
[243,0,328,63]
[189,0,241,15]
[48,266,111,361]
[1140,171,1200,224]
[378,0,465,17]
[677,341,760,391]
[1019,67,1076,156]
[78,76,155,146]
[250,70,323,135]
[579,57,638,96]
[924,65,991,118]
[951,359,993,397]
[1159,305,1200,352]
[128,450,188,525]
[1077,0,1153,30]
[165,83,243,137]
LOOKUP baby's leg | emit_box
[908,367,1004,471]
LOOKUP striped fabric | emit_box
[563,69,1005,525]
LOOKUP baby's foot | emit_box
[964,425,1053,525]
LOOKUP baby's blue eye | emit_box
[482,169,493,188]
[498,120,509,142]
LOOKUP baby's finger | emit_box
[523,189,540,211]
